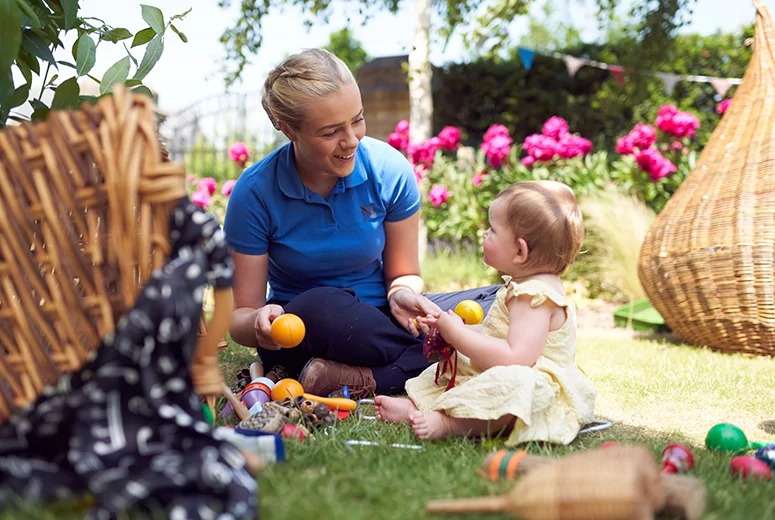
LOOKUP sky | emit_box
[12,0,759,127]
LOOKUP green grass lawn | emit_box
[215,328,775,520]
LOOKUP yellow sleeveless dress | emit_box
[405,277,597,446]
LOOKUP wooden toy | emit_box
[430,445,665,520]
[480,448,706,520]
[270,313,306,348]
[454,300,484,324]
[706,423,768,453]
[271,378,305,401]
[302,393,357,411]
[661,443,694,473]
[730,456,773,481]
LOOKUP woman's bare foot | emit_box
[409,410,448,440]
[374,396,417,423]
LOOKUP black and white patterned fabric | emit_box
[0,198,258,520]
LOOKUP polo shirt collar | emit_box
[278,143,367,199]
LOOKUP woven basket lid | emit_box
[638,0,775,356]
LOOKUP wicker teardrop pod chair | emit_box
[638,0,775,357]
[0,86,244,423]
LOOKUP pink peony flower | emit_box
[542,116,569,140]
[629,123,657,149]
[481,134,513,168]
[616,135,635,155]
[388,131,409,151]
[407,138,440,168]
[186,174,197,185]
[556,134,593,159]
[717,98,732,114]
[228,142,249,166]
[222,179,237,197]
[671,141,683,151]
[655,105,699,138]
[191,189,211,208]
[437,126,462,151]
[473,170,488,186]
[521,155,536,168]
[483,124,511,142]
[428,184,451,207]
[635,148,677,181]
[413,164,426,183]
[196,177,217,196]
[522,134,557,162]
[395,120,410,135]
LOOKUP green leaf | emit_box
[57,60,76,69]
[100,28,133,43]
[170,23,187,43]
[16,0,41,28]
[99,56,130,95]
[11,81,30,108]
[50,76,80,110]
[18,49,40,74]
[131,85,153,97]
[0,70,13,122]
[22,31,56,65]
[61,0,78,30]
[133,35,163,80]
[75,33,96,76]
[15,60,32,83]
[140,4,165,35]
[30,98,49,121]
[131,27,156,48]
[124,79,142,87]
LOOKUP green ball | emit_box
[706,423,748,453]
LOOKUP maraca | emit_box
[730,456,773,481]
[705,423,768,454]
[270,313,306,348]
[662,444,694,474]
[754,444,775,470]
[454,300,484,325]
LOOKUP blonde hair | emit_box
[262,48,356,131]
[495,180,584,275]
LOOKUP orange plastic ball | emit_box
[270,313,306,348]
[454,300,484,325]
[271,378,305,401]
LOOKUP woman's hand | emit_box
[254,304,285,350]
[389,290,441,337]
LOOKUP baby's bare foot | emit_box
[409,410,448,440]
[374,396,416,423]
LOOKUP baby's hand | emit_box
[436,309,464,335]
[414,314,437,335]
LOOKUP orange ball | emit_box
[271,378,305,401]
[454,300,484,325]
[270,313,306,348]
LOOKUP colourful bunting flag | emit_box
[563,55,585,78]
[710,78,732,97]
[657,73,681,96]
[518,48,535,70]
[609,65,625,86]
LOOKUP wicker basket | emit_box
[638,0,775,356]
[0,86,231,422]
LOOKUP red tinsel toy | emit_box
[422,323,458,391]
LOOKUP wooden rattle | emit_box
[429,445,664,520]
[481,447,705,520]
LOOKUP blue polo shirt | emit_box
[224,136,420,307]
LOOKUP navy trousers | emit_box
[257,284,501,394]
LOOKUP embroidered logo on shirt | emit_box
[360,203,376,221]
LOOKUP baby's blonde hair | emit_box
[495,180,584,275]
[262,48,356,131]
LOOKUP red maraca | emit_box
[661,444,694,474]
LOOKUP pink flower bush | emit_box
[407,138,440,169]
[616,123,657,156]
[437,126,461,151]
[717,98,732,115]
[655,105,700,138]
[542,116,569,140]
[197,177,217,196]
[191,189,211,209]
[222,179,237,197]
[635,148,677,181]
[428,184,451,207]
[472,170,488,187]
[521,117,592,167]
[388,120,410,152]
[228,142,249,168]
[480,124,513,168]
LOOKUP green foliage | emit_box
[217,0,696,86]
[323,27,369,75]
[0,1,190,127]
[432,25,750,154]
